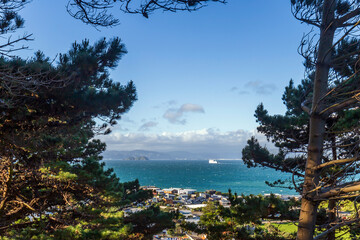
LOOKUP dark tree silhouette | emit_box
[67,0,226,26]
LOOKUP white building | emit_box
[179,189,197,195]
[155,189,164,195]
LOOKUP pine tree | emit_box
[243,74,360,239]
[242,1,360,238]
[0,38,173,239]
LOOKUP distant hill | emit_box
[125,156,149,161]
[101,150,227,160]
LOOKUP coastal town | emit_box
[124,186,227,240]
[142,186,231,209]
[122,186,300,240]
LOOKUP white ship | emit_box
[209,159,218,164]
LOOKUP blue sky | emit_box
[19,1,311,156]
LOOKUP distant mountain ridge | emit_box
[101,150,226,160]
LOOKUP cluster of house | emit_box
[123,187,302,240]
[123,187,301,219]
[141,186,231,207]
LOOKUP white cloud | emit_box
[98,128,271,157]
[153,100,177,109]
[163,103,205,124]
[231,81,276,96]
[121,116,136,123]
[238,90,249,95]
[138,121,158,131]
[114,126,129,132]
[245,80,276,95]
[231,86,249,95]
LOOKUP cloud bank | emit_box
[99,128,272,158]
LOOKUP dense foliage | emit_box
[181,192,301,240]
[0,38,174,239]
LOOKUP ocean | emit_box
[104,160,297,195]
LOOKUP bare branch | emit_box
[312,157,359,170]
[320,94,359,116]
[67,0,227,27]
[291,1,322,28]
[315,180,360,200]
[292,171,302,194]
[336,7,360,27]
[314,218,360,240]
[301,99,311,115]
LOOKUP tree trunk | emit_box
[327,135,337,240]
[297,0,336,239]
[327,199,337,240]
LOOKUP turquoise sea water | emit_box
[104,160,297,195]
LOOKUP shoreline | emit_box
[141,185,301,200]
